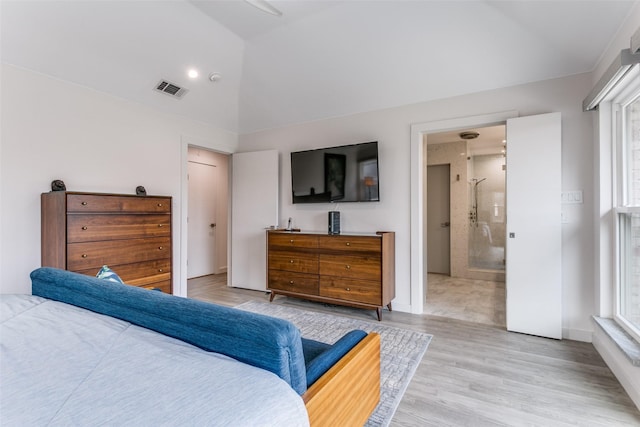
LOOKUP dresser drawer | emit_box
[319,254,381,281]
[66,194,171,214]
[268,270,319,295]
[138,280,171,293]
[67,214,171,243]
[268,233,318,250]
[268,251,318,274]
[320,277,381,305]
[317,235,381,253]
[67,237,171,271]
[75,259,171,283]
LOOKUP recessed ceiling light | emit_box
[188,69,199,79]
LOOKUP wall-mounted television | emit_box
[291,141,380,204]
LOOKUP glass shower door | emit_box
[468,154,505,271]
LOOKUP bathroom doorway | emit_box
[427,124,506,281]
[425,124,506,326]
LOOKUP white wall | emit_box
[239,72,596,336]
[0,64,238,294]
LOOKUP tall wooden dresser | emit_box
[41,191,172,292]
[267,230,395,320]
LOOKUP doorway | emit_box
[411,111,562,338]
[186,147,229,280]
[425,125,506,326]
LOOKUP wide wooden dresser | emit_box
[41,191,172,292]
[267,230,395,320]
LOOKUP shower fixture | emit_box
[469,177,486,227]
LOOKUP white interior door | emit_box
[506,112,562,339]
[427,164,451,275]
[231,150,279,291]
[187,161,217,278]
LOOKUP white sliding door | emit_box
[506,112,562,339]
[230,150,279,291]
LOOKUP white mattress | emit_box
[0,294,310,426]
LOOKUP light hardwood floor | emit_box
[188,274,640,426]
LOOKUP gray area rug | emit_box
[235,301,432,427]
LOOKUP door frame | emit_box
[410,110,518,314]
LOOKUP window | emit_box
[615,78,640,342]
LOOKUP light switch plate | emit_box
[561,190,583,204]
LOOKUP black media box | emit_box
[328,211,340,235]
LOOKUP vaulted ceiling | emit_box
[1,1,636,134]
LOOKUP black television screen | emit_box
[291,141,379,204]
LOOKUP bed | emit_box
[0,268,381,426]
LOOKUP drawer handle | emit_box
[346,242,350,246]
[158,224,163,227]
[158,269,163,272]
[158,246,164,250]
[290,239,294,243]
[157,203,163,207]
[346,287,351,291]
[289,280,294,284]
[81,226,87,230]
[345,265,351,270]
[81,254,88,258]
[290,259,294,263]
[81,201,87,206]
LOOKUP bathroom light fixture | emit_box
[460,131,479,140]
[245,0,282,17]
[188,69,199,79]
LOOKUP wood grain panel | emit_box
[318,235,380,253]
[67,237,170,271]
[41,192,67,268]
[66,193,170,213]
[74,259,171,282]
[268,232,318,249]
[303,333,380,427]
[67,214,170,242]
[268,251,318,274]
[319,254,381,281]
[319,277,381,305]
[268,270,319,295]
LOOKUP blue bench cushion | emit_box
[303,330,367,387]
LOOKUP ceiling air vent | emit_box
[154,80,188,99]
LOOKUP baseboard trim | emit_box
[562,327,593,343]
[392,302,412,314]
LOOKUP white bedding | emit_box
[0,294,310,426]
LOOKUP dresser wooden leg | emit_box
[376,307,382,321]
[387,302,392,312]
[269,292,275,302]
